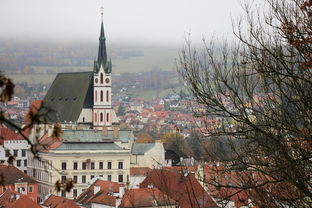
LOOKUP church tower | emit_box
[93,10,113,129]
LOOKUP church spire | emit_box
[96,7,108,72]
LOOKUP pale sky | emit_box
[0,0,262,45]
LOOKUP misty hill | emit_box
[0,39,178,74]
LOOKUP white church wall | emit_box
[78,108,93,123]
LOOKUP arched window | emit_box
[94,113,97,122]
[95,91,97,102]
[106,90,109,102]
[106,112,109,122]
[100,73,103,84]
[100,91,103,102]
[100,113,103,122]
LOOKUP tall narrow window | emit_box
[100,91,103,102]
[100,73,103,84]
[95,90,97,102]
[106,90,109,102]
[100,113,103,122]
[106,112,109,122]
[61,162,66,170]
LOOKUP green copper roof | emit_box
[56,142,122,150]
[61,129,134,143]
[42,72,93,123]
[94,20,112,74]
[131,143,155,155]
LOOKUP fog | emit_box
[0,0,262,45]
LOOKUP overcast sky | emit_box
[0,0,262,45]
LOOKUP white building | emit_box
[0,125,30,173]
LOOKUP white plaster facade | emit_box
[0,140,30,173]
[131,143,165,169]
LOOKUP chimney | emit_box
[113,126,119,139]
[102,127,108,137]
[94,186,101,195]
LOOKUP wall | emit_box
[131,143,165,169]
[28,149,131,201]
[0,140,29,173]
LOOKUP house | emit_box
[0,164,38,202]
[0,189,41,208]
[120,188,177,208]
[41,194,80,208]
[129,167,151,189]
[140,169,218,208]
[131,142,165,168]
[0,125,29,173]
[76,179,124,208]
[28,128,134,201]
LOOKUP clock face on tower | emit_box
[95,78,98,83]
[105,78,110,84]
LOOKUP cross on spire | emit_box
[101,6,104,21]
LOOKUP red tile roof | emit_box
[42,195,80,208]
[212,188,249,207]
[0,125,23,144]
[0,189,40,208]
[120,188,177,208]
[163,166,198,174]
[38,134,62,151]
[140,169,217,208]
[0,164,37,184]
[76,179,123,205]
[0,189,21,207]
[7,195,41,208]
[89,194,116,206]
[130,167,151,176]
[23,99,42,125]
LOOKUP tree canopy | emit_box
[179,0,312,207]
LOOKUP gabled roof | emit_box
[76,179,122,205]
[131,143,155,155]
[120,188,177,208]
[0,189,40,208]
[140,169,218,208]
[42,71,93,123]
[0,189,21,207]
[0,164,37,184]
[0,125,23,144]
[7,195,41,208]
[42,194,80,208]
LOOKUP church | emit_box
[27,13,165,201]
[42,14,116,129]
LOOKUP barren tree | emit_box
[179,0,312,207]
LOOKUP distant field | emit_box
[7,74,56,85]
[5,47,179,84]
[28,47,179,74]
[113,47,178,73]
